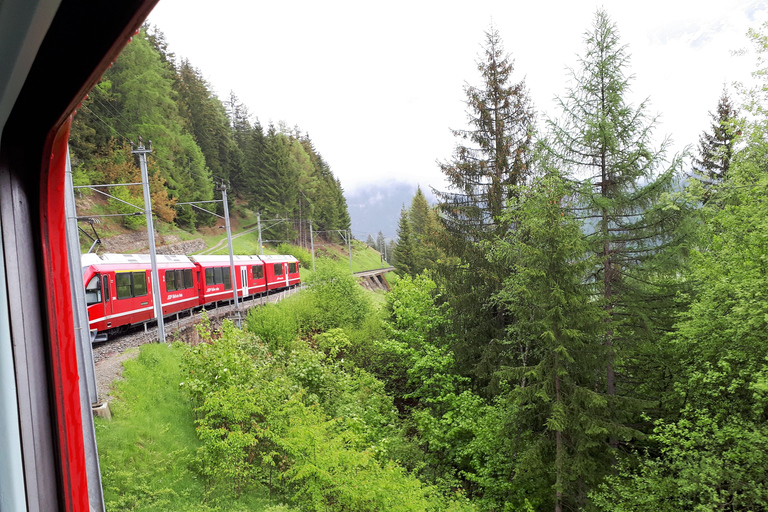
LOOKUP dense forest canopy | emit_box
[70,24,350,243]
[388,10,768,511]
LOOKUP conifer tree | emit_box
[408,186,442,275]
[491,169,614,511]
[394,206,414,276]
[434,27,535,384]
[693,86,740,185]
[548,9,687,413]
[175,59,242,192]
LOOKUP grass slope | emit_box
[95,343,280,511]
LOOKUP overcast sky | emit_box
[147,0,768,195]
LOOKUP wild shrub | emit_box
[277,243,313,269]
[181,312,476,511]
[305,259,371,330]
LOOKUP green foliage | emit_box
[276,243,312,269]
[305,259,372,331]
[96,342,273,511]
[181,312,474,511]
[246,301,302,353]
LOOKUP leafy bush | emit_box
[181,312,476,511]
[246,302,301,353]
[305,259,372,330]
[277,243,313,269]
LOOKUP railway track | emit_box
[92,286,302,363]
[92,268,396,399]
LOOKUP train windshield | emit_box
[85,275,102,305]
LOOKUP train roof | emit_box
[81,253,194,268]
[258,254,299,263]
[188,254,263,265]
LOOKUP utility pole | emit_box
[257,212,263,255]
[218,181,240,327]
[309,221,316,272]
[347,229,352,273]
[133,139,165,343]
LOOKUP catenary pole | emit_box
[347,229,352,273]
[309,221,316,272]
[133,139,166,342]
[218,182,240,327]
[257,211,263,255]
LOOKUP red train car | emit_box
[236,255,268,298]
[259,254,301,291]
[82,254,198,337]
[188,254,237,305]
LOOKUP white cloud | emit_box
[147,0,768,194]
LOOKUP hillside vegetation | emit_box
[71,24,350,251]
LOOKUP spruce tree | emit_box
[693,86,740,185]
[408,186,441,274]
[394,206,414,276]
[434,27,535,384]
[491,169,613,511]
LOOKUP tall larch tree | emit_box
[434,26,536,385]
[548,9,688,431]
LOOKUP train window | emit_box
[274,263,283,276]
[223,268,232,290]
[288,262,298,273]
[184,269,194,289]
[116,273,132,300]
[133,272,147,297]
[252,265,263,279]
[205,267,214,285]
[85,275,102,305]
[166,270,176,291]
[103,275,110,302]
[213,267,223,285]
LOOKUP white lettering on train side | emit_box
[167,293,184,300]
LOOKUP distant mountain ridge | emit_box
[346,182,437,241]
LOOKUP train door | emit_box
[102,273,113,328]
[85,274,104,330]
[241,266,249,298]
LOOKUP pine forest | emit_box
[70,24,351,246]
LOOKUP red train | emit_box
[82,253,301,339]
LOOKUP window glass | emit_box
[288,262,297,273]
[102,275,110,302]
[213,267,223,285]
[85,276,101,305]
[252,265,263,279]
[116,273,132,300]
[223,268,232,290]
[184,269,194,289]
[133,271,147,297]
[166,270,176,291]
[205,267,214,285]
[274,263,283,276]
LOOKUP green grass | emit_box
[95,343,284,511]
